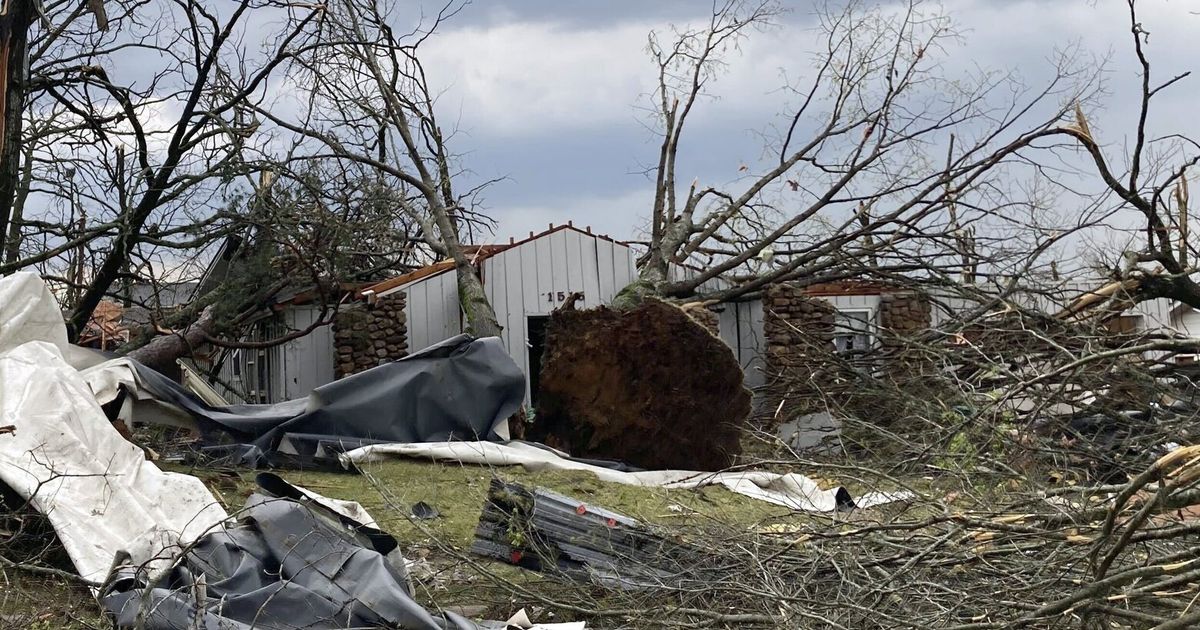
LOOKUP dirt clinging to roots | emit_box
[530,300,751,471]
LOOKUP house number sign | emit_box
[545,291,584,303]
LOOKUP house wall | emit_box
[391,268,463,353]
[480,228,635,402]
[384,228,782,402]
[1171,306,1200,335]
[759,284,837,424]
[211,305,336,404]
[278,305,337,400]
[666,264,767,388]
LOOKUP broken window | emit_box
[833,309,875,354]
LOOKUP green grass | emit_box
[180,457,797,550]
[2,455,869,626]
[0,571,105,630]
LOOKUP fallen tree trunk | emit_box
[530,300,750,471]
[124,306,216,378]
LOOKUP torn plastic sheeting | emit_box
[81,334,526,466]
[102,473,584,630]
[0,275,228,584]
[102,485,472,629]
[342,441,913,512]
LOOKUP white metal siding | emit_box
[280,306,336,400]
[207,307,336,404]
[1133,297,1175,332]
[391,229,774,402]
[210,321,278,404]
[480,229,638,401]
[735,299,765,389]
[399,270,463,353]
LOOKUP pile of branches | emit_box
[439,306,1200,628]
[444,446,1200,629]
[759,447,1200,629]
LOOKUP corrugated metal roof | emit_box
[363,224,629,296]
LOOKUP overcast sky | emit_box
[408,0,1200,245]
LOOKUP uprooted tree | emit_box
[622,0,1098,304]
[259,0,504,338]
[539,0,1114,464]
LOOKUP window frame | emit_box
[832,308,877,355]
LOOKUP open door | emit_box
[526,315,550,406]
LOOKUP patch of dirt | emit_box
[530,300,751,471]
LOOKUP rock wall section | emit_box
[759,283,933,427]
[333,293,408,378]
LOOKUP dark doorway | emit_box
[527,316,550,407]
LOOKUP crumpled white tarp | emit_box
[0,272,227,583]
[342,441,911,512]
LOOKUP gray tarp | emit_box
[102,473,582,629]
[101,473,481,630]
[103,334,526,466]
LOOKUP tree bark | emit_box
[431,205,500,337]
[0,0,32,259]
[456,260,501,338]
[124,306,216,376]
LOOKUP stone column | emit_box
[332,292,409,378]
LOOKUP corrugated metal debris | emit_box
[472,479,709,590]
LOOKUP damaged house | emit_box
[195,222,1187,415]
[204,224,765,404]
[353,224,766,404]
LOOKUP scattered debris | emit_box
[412,501,440,520]
[531,300,751,471]
[776,410,842,452]
[504,608,585,630]
[472,479,712,590]
[343,440,912,512]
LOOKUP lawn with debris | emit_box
[0,456,814,627]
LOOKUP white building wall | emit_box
[279,305,336,400]
[1169,306,1200,336]
[387,228,772,401]
[389,269,463,353]
[1132,297,1175,331]
[481,228,638,401]
[709,298,766,390]
[664,264,768,389]
[207,306,337,404]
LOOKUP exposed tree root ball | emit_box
[530,300,751,471]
